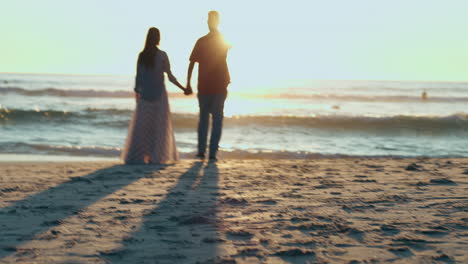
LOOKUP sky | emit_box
[1,0,468,83]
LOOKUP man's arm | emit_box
[186,61,195,95]
[187,38,202,96]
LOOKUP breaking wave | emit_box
[2,86,468,102]
[1,107,467,133]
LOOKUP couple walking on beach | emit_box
[121,11,230,164]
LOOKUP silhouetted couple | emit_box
[122,11,230,164]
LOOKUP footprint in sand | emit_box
[256,199,278,205]
[429,178,456,185]
[226,230,254,241]
[406,163,423,171]
[419,229,449,238]
[432,253,455,263]
[221,197,249,206]
[388,246,414,258]
[235,247,261,257]
[352,179,377,183]
[380,224,401,236]
[392,236,439,251]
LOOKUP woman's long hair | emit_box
[138,27,160,68]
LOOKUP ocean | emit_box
[0,72,467,159]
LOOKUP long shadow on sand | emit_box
[106,161,221,264]
[0,164,166,260]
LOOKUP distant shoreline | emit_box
[2,72,468,83]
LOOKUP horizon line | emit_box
[1,71,468,84]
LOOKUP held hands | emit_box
[184,84,193,96]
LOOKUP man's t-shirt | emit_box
[190,31,230,94]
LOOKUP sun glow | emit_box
[1,0,468,84]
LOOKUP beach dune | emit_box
[0,158,467,263]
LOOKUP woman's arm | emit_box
[164,52,186,91]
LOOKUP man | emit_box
[186,10,231,161]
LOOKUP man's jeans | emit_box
[197,92,227,158]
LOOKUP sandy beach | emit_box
[0,158,467,263]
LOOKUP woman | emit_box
[122,27,185,164]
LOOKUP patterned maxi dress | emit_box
[121,49,179,164]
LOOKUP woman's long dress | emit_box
[121,50,179,164]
